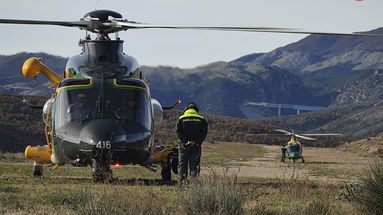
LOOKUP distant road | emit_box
[245,102,329,116]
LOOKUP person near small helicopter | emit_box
[176,102,208,185]
[281,146,287,162]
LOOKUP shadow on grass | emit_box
[112,178,177,186]
[304,161,338,164]
[44,176,177,186]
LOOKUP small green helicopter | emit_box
[0,10,379,182]
[275,129,343,163]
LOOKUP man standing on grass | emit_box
[176,102,208,185]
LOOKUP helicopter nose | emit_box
[79,119,125,147]
[78,119,151,151]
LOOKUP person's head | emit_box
[184,102,199,112]
[77,93,87,107]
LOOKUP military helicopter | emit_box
[275,129,343,163]
[0,10,381,183]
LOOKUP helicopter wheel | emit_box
[33,162,43,177]
[302,158,305,163]
[161,159,172,181]
[171,158,178,174]
[293,159,296,163]
[92,158,113,183]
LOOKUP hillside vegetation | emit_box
[0,93,344,152]
[260,102,383,138]
[0,93,45,152]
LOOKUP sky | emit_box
[0,0,382,68]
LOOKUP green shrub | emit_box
[357,159,383,215]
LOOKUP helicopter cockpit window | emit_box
[286,143,302,154]
[55,88,99,128]
[104,83,152,132]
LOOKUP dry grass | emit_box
[202,142,265,166]
[241,168,364,215]
[181,169,244,215]
[0,152,25,161]
[0,142,375,214]
[340,136,383,157]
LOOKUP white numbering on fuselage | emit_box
[96,141,112,149]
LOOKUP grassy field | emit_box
[0,142,374,214]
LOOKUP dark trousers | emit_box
[178,142,201,182]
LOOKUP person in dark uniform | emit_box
[67,92,89,122]
[176,102,208,185]
[281,146,286,162]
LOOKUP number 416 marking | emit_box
[96,141,111,149]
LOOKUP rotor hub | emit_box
[83,10,123,22]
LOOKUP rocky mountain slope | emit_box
[334,69,383,106]
[145,61,315,118]
[0,52,66,95]
[234,28,383,106]
[235,28,383,74]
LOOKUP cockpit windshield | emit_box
[55,81,152,132]
[286,143,302,154]
[104,85,152,131]
[55,88,99,128]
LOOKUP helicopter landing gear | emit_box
[92,158,113,183]
[171,158,178,174]
[161,160,172,181]
[302,157,305,163]
[161,157,179,181]
[33,161,43,176]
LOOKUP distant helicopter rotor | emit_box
[273,129,343,141]
[246,129,343,141]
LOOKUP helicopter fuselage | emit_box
[281,141,304,163]
[42,39,157,166]
[50,78,155,166]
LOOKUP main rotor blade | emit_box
[244,133,288,136]
[294,134,317,141]
[2,18,383,37]
[273,129,293,135]
[0,19,88,28]
[301,133,344,136]
[116,22,297,32]
[116,22,383,37]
